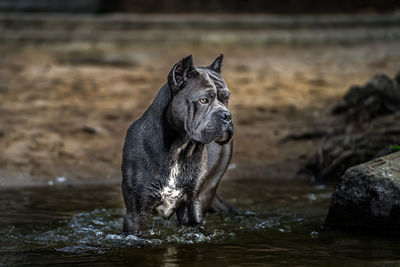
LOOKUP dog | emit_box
[121,54,235,235]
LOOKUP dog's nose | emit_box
[218,110,232,123]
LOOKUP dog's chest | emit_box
[167,143,207,192]
[155,144,207,217]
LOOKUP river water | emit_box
[1,179,400,266]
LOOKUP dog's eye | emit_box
[199,98,209,104]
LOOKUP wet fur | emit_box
[121,55,235,235]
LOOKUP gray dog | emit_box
[121,54,234,235]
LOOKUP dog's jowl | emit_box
[121,54,235,235]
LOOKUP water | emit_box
[1,179,400,266]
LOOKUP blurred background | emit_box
[1,0,400,13]
[0,0,400,187]
[2,2,400,265]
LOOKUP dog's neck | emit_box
[163,92,208,194]
[168,139,205,162]
[166,138,208,195]
[164,101,198,154]
[164,103,185,140]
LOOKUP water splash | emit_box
[0,207,306,254]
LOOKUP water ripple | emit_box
[0,207,307,254]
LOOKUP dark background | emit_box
[1,0,399,14]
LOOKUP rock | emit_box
[300,73,400,182]
[331,73,400,123]
[325,151,400,235]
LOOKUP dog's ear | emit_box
[208,54,223,73]
[168,55,198,94]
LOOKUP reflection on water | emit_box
[1,180,400,265]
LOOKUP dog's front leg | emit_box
[122,179,154,236]
[123,210,147,236]
[176,199,203,226]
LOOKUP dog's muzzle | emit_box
[215,123,234,145]
[215,110,234,145]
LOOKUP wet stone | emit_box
[325,151,400,235]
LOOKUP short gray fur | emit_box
[121,54,235,235]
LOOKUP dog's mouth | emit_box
[215,124,234,146]
[190,122,234,146]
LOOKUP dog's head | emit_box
[167,54,233,145]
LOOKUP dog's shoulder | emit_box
[123,84,171,162]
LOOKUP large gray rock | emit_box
[325,151,400,234]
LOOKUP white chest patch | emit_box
[156,154,184,218]
[167,161,180,188]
